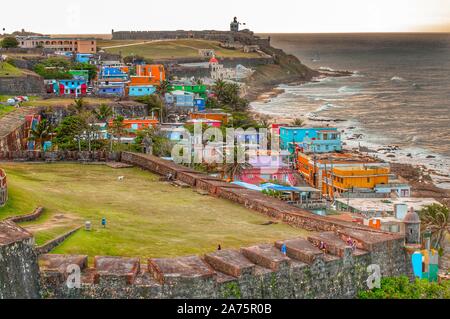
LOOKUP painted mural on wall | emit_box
[411,232,439,282]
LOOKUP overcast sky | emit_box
[2,0,450,34]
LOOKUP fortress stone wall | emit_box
[0,221,40,298]
[111,30,270,47]
[0,152,413,299]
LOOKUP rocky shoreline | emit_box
[247,70,450,207]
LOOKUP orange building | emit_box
[108,119,159,135]
[131,64,166,86]
[297,152,390,199]
[189,112,229,125]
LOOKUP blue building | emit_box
[129,85,156,97]
[53,79,87,96]
[101,67,128,80]
[165,90,195,107]
[97,84,125,96]
[75,53,93,63]
[195,98,206,111]
[279,127,342,154]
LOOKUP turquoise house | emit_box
[129,85,156,97]
[280,127,342,154]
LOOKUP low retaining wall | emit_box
[0,151,121,162]
[36,227,81,255]
[8,207,44,223]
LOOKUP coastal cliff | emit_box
[245,45,319,100]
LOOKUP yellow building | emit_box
[297,151,390,199]
[324,166,389,196]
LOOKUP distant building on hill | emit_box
[16,36,96,53]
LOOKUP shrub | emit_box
[358,276,450,299]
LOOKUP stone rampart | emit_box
[0,221,40,298]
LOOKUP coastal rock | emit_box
[426,155,436,159]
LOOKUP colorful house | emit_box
[53,79,87,96]
[128,85,157,97]
[0,168,7,207]
[299,129,342,153]
[134,64,166,86]
[75,53,93,63]
[96,79,128,96]
[190,112,229,125]
[165,91,195,108]
[186,118,222,128]
[297,152,390,198]
[168,83,208,99]
[280,127,341,153]
[236,153,298,185]
[69,69,90,81]
[100,67,128,80]
[108,119,159,135]
[97,84,125,96]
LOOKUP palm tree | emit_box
[213,79,226,100]
[292,118,305,127]
[108,116,126,151]
[140,95,165,122]
[221,146,251,182]
[29,119,53,151]
[156,80,170,97]
[92,104,113,122]
[70,98,87,115]
[418,204,450,252]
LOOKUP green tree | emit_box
[92,104,113,122]
[29,119,53,150]
[213,79,227,101]
[109,116,126,151]
[70,98,87,115]
[136,95,165,122]
[54,116,87,151]
[419,204,450,252]
[1,37,19,48]
[33,57,74,79]
[134,126,172,157]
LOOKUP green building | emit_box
[168,84,208,99]
[69,69,90,82]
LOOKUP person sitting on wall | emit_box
[319,241,327,253]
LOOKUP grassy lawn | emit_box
[102,39,260,60]
[0,163,307,258]
[0,104,15,118]
[0,62,23,77]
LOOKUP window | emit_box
[367,177,371,183]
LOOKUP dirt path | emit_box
[24,213,79,233]
[101,39,173,49]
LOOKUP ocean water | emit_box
[251,33,450,188]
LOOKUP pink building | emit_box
[236,154,298,185]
